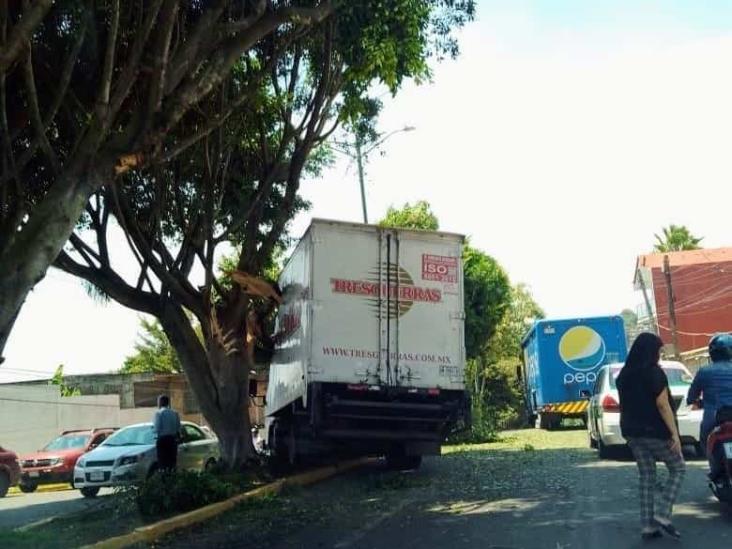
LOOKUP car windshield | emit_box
[44,434,89,451]
[102,425,155,447]
[610,367,692,388]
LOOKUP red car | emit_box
[19,428,116,492]
[0,445,21,497]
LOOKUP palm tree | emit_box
[653,225,703,252]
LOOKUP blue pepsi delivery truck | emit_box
[521,316,627,430]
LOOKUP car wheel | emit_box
[0,471,9,498]
[588,429,598,449]
[19,481,38,493]
[204,458,217,473]
[597,437,612,459]
[80,486,100,498]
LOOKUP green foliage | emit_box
[653,224,703,252]
[120,319,185,374]
[487,283,545,363]
[120,471,236,519]
[464,284,544,437]
[379,201,439,231]
[50,365,80,397]
[462,246,511,360]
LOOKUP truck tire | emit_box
[0,471,9,498]
[19,481,38,493]
[539,413,553,430]
[386,454,422,471]
[268,420,296,474]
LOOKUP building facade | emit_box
[635,247,732,355]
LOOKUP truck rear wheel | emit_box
[386,454,422,471]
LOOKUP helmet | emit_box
[708,333,732,362]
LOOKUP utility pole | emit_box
[637,269,658,335]
[663,255,681,360]
[354,133,368,224]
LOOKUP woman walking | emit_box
[616,332,685,541]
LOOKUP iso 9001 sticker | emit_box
[422,254,458,283]
[439,365,460,377]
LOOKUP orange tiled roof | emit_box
[636,247,732,270]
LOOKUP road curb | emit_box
[83,457,372,549]
[8,483,71,495]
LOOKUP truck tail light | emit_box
[427,388,440,396]
[346,384,368,392]
[602,394,620,413]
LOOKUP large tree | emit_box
[49,3,475,467]
[0,1,351,361]
[653,224,703,252]
[380,200,438,231]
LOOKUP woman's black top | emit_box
[616,364,675,440]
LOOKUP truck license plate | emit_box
[724,442,732,459]
[89,470,105,481]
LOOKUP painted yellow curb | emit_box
[83,458,371,549]
[8,483,71,495]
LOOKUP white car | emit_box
[586,361,703,458]
[73,421,219,497]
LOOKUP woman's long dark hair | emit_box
[624,332,664,370]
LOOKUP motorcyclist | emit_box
[686,333,732,479]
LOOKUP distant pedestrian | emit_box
[154,394,181,472]
[616,333,685,541]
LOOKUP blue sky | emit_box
[4,1,732,381]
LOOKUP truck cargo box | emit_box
[265,219,467,466]
[521,316,627,429]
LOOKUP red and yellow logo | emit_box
[330,263,441,318]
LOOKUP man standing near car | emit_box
[154,395,181,471]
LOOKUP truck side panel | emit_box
[266,232,312,415]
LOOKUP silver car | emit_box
[73,421,219,497]
[586,361,703,458]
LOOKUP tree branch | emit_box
[54,250,161,316]
[109,0,165,120]
[143,0,180,130]
[0,0,53,73]
[22,50,60,173]
[97,0,121,114]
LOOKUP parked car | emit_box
[19,428,116,492]
[586,361,703,458]
[0,445,21,498]
[73,421,219,497]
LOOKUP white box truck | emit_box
[264,219,467,469]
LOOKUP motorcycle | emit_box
[707,405,732,503]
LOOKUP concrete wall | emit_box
[0,385,156,454]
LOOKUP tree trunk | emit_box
[158,301,256,468]
[0,175,93,359]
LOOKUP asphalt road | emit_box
[0,487,114,530]
[159,429,732,549]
